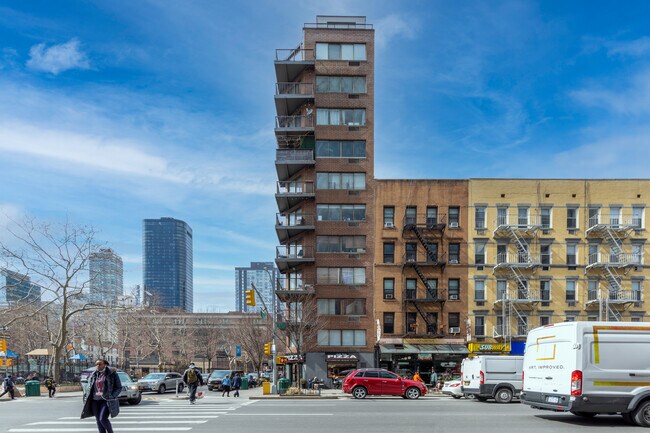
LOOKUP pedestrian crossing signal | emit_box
[245,289,256,307]
[264,342,271,356]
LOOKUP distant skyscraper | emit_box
[1,269,41,305]
[89,248,124,305]
[143,217,193,312]
[235,262,278,314]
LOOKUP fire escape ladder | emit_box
[508,267,529,298]
[506,226,530,264]
[410,225,438,262]
[604,267,623,292]
[410,262,430,289]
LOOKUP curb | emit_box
[249,396,341,400]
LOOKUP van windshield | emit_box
[210,370,230,379]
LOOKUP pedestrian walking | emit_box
[80,359,122,433]
[46,376,57,398]
[221,374,231,397]
[0,374,16,400]
[182,363,204,404]
[232,373,241,397]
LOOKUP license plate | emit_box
[546,396,559,404]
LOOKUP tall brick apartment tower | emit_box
[274,16,376,381]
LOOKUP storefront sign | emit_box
[467,343,511,353]
[326,353,359,362]
[417,353,432,361]
[284,354,304,363]
[440,362,457,368]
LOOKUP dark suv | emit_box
[207,369,244,391]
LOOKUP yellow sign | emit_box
[0,339,6,353]
[0,358,11,367]
[468,343,511,353]
[276,356,287,365]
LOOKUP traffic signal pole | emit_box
[250,282,278,394]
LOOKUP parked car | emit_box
[521,321,650,427]
[441,380,463,399]
[136,372,183,394]
[80,368,141,405]
[461,355,523,403]
[332,369,354,389]
[201,373,210,383]
[343,368,427,400]
[207,369,244,391]
[247,373,259,388]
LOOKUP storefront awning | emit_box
[380,344,469,355]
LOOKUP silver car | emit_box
[136,372,184,394]
[80,368,141,405]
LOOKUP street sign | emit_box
[235,345,241,357]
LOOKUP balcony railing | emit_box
[276,149,314,162]
[496,252,541,266]
[495,214,541,229]
[588,215,642,229]
[275,115,314,129]
[403,214,447,228]
[276,213,315,227]
[276,277,315,292]
[276,245,314,260]
[587,288,637,303]
[276,82,314,95]
[275,48,314,62]
[276,181,315,194]
[304,22,373,29]
[587,253,639,267]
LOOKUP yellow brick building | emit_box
[466,179,650,344]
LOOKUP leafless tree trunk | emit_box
[281,296,322,387]
[230,314,273,374]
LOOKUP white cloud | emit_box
[571,68,650,116]
[606,37,650,57]
[375,14,417,49]
[26,38,90,74]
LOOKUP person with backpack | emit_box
[80,359,122,433]
[0,374,16,400]
[221,374,231,397]
[232,373,241,398]
[182,363,204,405]
[45,376,57,398]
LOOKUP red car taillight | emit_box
[479,371,484,385]
[570,370,582,396]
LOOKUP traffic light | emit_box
[264,342,271,356]
[0,339,6,353]
[245,289,256,307]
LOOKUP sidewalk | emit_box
[248,386,344,400]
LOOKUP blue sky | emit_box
[1,1,650,311]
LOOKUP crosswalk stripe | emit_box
[10,428,192,432]
[29,421,208,425]
[59,415,223,419]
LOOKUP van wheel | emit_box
[495,388,513,404]
[632,400,650,427]
[571,411,596,418]
[352,386,367,399]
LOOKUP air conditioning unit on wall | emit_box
[449,222,459,228]
[384,222,394,228]
[449,327,460,334]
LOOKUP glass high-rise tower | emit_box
[143,217,193,312]
[89,248,123,305]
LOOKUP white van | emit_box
[461,355,523,403]
[521,321,650,427]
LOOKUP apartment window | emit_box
[474,280,486,301]
[517,316,528,336]
[565,316,577,323]
[496,316,504,336]
[497,280,507,300]
[317,204,366,221]
[405,242,417,262]
[497,207,508,225]
[633,207,644,229]
[405,279,417,300]
[475,207,486,229]
[475,316,485,337]
[406,312,417,333]
[315,140,366,158]
[566,280,576,302]
[317,299,366,315]
[383,242,395,264]
[588,207,600,227]
[317,236,365,253]
[315,43,367,61]
[474,241,486,265]
[426,243,439,263]
[587,315,598,322]
[426,279,438,299]
[449,243,460,263]
[449,207,460,226]
[540,316,551,327]
[632,280,643,302]
[566,243,578,266]
[383,206,395,226]
[518,240,529,263]
[540,280,551,302]
[426,207,438,226]
[383,278,395,299]
[317,329,366,346]
[317,267,365,285]
[497,244,507,264]
[631,316,642,323]
[540,243,551,265]
[316,173,366,190]
[610,206,621,227]
[405,206,417,225]
[315,76,367,93]
[448,313,460,329]
[383,312,395,334]
[587,280,598,301]
[518,207,529,225]
[567,207,578,229]
[588,243,599,265]
[541,207,552,229]
[316,108,366,126]
[633,243,644,264]
[426,313,438,335]
[448,279,460,300]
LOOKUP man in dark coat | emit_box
[0,374,15,399]
[182,362,205,404]
[80,360,122,433]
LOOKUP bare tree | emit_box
[281,296,323,386]
[194,321,228,372]
[0,218,112,382]
[230,314,273,374]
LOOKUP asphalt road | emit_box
[0,392,637,432]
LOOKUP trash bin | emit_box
[278,378,290,394]
[262,381,271,395]
[240,377,249,391]
[25,380,41,397]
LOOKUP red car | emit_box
[342,368,427,399]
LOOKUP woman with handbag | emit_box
[80,359,122,433]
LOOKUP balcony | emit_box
[494,252,541,269]
[275,181,315,212]
[402,214,447,234]
[586,215,640,237]
[275,277,316,301]
[275,48,314,82]
[585,288,637,309]
[403,252,446,268]
[403,288,447,304]
[275,245,315,272]
[275,82,314,117]
[275,148,315,181]
[275,213,315,243]
[275,115,315,137]
[493,288,541,309]
[585,253,639,270]
[494,214,541,236]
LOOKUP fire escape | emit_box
[584,211,637,321]
[402,212,447,336]
[492,210,542,344]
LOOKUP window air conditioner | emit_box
[449,327,460,334]
[384,222,394,228]
[449,222,459,228]
[449,294,459,300]
[449,259,459,264]
[385,294,394,300]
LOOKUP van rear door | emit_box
[524,325,576,399]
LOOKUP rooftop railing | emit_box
[304,22,373,29]
[275,48,314,62]
[275,115,314,129]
